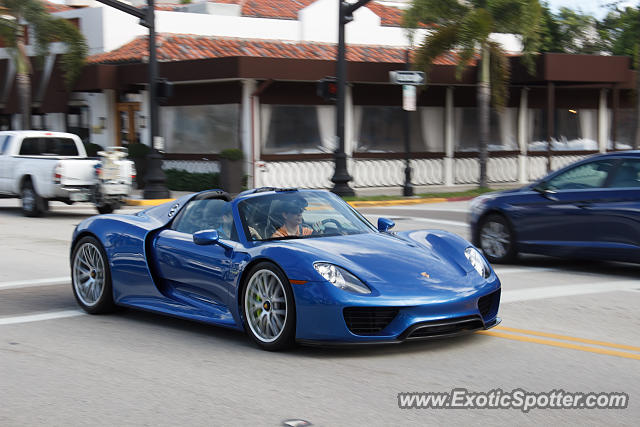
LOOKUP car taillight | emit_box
[53,163,62,184]
[94,162,102,178]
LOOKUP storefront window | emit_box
[161,104,240,154]
[611,108,636,150]
[454,108,517,151]
[262,105,327,154]
[355,106,424,152]
[528,108,597,151]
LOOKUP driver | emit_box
[271,198,315,238]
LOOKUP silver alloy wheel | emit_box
[22,187,35,212]
[480,220,510,259]
[244,269,288,343]
[72,242,106,307]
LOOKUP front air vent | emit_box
[478,288,501,319]
[403,316,484,339]
[343,307,399,335]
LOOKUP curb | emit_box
[125,195,476,208]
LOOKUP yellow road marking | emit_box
[494,325,640,353]
[478,330,640,361]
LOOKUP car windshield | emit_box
[238,191,376,241]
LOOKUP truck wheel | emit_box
[21,182,46,217]
[96,204,114,214]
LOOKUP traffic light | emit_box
[156,78,173,104]
[317,76,338,102]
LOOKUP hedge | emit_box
[164,168,220,192]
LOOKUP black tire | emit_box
[478,213,517,264]
[71,236,116,314]
[97,204,115,214]
[21,181,46,217]
[241,262,296,351]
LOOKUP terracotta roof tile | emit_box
[87,33,467,66]
[143,1,406,26]
[42,0,74,13]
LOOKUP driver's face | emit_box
[283,209,303,226]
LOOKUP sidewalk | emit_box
[125,189,486,208]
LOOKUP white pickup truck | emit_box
[0,131,135,216]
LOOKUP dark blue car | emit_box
[70,188,501,350]
[470,151,640,264]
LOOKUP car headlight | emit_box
[464,247,491,279]
[313,263,371,294]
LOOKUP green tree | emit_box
[0,0,87,130]
[404,0,542,187]
[599,5,640,148]
[538,2,563,52]
[554,7,602,54]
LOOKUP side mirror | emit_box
[377,217,395,232]
[193,229,219,245]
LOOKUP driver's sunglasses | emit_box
[286,208,305,215]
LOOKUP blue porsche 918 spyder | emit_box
[70,188,501,350]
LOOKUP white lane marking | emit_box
[501,280,639,303]
[403,217,468,228]
[0,277,69,291]
[0,310,84,326]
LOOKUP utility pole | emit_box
[332,0,372,197]
[95,0,169,199]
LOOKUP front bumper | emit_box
[292,277,501,344]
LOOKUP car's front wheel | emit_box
[71,236,116,314]
[479,214,517,263]
[242,262,296,351]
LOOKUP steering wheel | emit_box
[320,218,344,233]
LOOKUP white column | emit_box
[139,90,150,147]
[104,89,117,148]
[598,88,608,153]
[345,84,354,156]
[518,88,529,183]
[444,86,454,186]
[241,79,257,187]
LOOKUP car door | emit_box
[0,134,12,193]
[514,158,616,256]
[581,158,640,261]
[152,198,238,310]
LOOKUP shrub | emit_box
[219,148,244,161]
[164,168,220,192]
[127,142,152,159]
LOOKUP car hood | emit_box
[262,231,493,301]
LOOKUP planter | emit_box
[220,158,243,194]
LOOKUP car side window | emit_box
[546,160,614,191]
[0,135,8,155]
[172,198,237,241]
[608,160,640,188]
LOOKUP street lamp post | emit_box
[332,1,355,197]
[95,0,169,199]
[332,0,372,197]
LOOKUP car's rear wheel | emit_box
[71,236,116,314]
[242,262,295,351]
[21,181,47,217]
[479,214,516,264]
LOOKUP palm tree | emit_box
[404,0,542,187]
[0,0,87,130]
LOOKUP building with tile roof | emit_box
[0,0,637,191]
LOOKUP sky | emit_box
[546,0,637,18]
